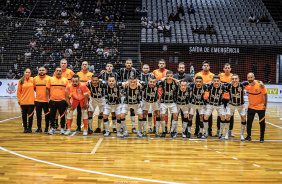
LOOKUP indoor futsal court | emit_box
[0,98,282,184]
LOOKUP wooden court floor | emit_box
[0,98,282,184]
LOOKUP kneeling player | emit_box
[65,75,89,136]
[189,76,208,138]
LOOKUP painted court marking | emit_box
[91,138,103,154]
[0,146,186,184]
[0,116,21,123]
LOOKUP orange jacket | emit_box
[17,77,35,105]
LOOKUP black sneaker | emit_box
[27,127,32,133]
[208,131,212,137]
[35,128,42,133]
[88,129,93,135]
[76,127,81,132]
[113,128,117,133]
[132,127,137,133]
[260,137,264,143]
[153,126,156,133]
[186,132,191,138]
[194,132,198,136]
[44,128,48,134]
[94,127,101,133]
[165,127,168,134]
[169,132,174,137]
[161,132,166,138]
[102,129,106,134]
[244,136,252,141]
[24,128,28,133]
[197,133,202,138]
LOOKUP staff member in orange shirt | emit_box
[53,59,74,129]
[217,63,233,137]
[76,61,93,132]
[33,67,50,133]
[152,59,168,133]
[17,68,35,133]
[244,73,268,143]
[65,74,89,136]
[47,67,69,135]
[194,61,215,136]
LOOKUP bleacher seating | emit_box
[141,0,282,45]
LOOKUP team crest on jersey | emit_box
[130,71,134,76]
[238,87,242,92]
[219,89,222,94]
[200,89,204,94]
[61,81,64,84]
[77,89,81,93]
[154,87,157,91]
[172,85,175,89]
[185,92,188,96]
[98,88,102,92]
[44,80,48,84]
[255,89,258,93]
[135,90,139,94]
[114,88,118,92]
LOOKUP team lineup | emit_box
[17,58,268,142]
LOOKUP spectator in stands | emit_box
[93,35,99,45]
[0,49,3,63]
[104,47,110,58]
[56,37,62,47]
[168,13,174,21]
[114,56,122,70]
[61,10,68,18]
[174,13,180,21]
[77,11,83,19]
[164,23,171,36]
[66,47,73,55]
[17,54,22,64]
[29,40,37,50]
[15,21,22,29]
[64,50,71,58]
[158,22,164,35]
[112,32,119,43]
[96,45,104,57]
[64,31,70,41]
[188,5,195,15]
[25,5,31,16]
[119,22,125,31]
[141,16,147,27]
[206,25,216,34]
[260,15,270,23]
[109,46,118,58]
[135,6,141,16]
[82,27,89,37]
[73,40,79,51]
[70,32,75,42]
[35,25,43,36]
[95,6,101,15]
[107,22,114,32]
[177,4,184,15]
[141,7,147,16]
[189,62,194,79]
[115,11,121,21]
[248,13,257,23]
[89,63,95,73]
[17,5,24,17]
[24,50,31,62]
[6,69,16,79]
[85,40,93,50]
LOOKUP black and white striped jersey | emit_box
[118,68,140,82]
[139,73,153,83]
[104,82,123,105]
[99,72,119,81]
[123,85,142,105]
[141,82,160,103]
[87,81,106,98]
[224,81,249,106]
[206,84,227,106]
[174,86,191,105]
[189,83,208,105]
[158,80,178,103]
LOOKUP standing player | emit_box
[65,75,89,136]
[141,75,161,137]
[121,76,144,138]
[87,74,107,135]
[152,59,168,133]
[103,74,123,137]
[158,71,179,138]
[194,61,214,136]
[118,58,140,133]
[33,67,50,133]
[204,76,228,139]
[47,67,69,135]
[244,73,268,143]
[174,79,191,138]
[188,76,208,138]
[17,68,35,133]
[53,59,74,129]
[217,63,233,137]
[98,62,119,133]
[77,61,93,132]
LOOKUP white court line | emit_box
[91,138,103,154]
[253,164,261,167]
[254,117,282,129]
[0,146,186,184]
[0,116,21,123]
[15,151,91,155]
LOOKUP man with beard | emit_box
[33,67,50,133]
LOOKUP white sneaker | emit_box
[229,130,235,137]
[182,132,186,138]
[240,134,244,141]
[83,130,88,136]
[122,131,129,138]
[104,131,111,137]
[137,132,142,138]
[64,129,71,135]
[117,131,122,137]
[173,132,177,138]
[60,128,65,135]
[225,133,229,140]
[48,128,54,135]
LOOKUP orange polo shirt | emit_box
[46,76,69,101]
[53,68,74,81]
[17,77,35,105]
[153,69,168,96]
[76,71,94,84]
[245,82,267,110]
[66,83,89,101]
[218,73,233,83]
[194,70,215,84]
[33,75,50,102]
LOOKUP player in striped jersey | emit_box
[204,76,228,139]
[188,76,208,138]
